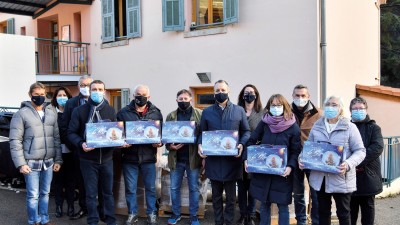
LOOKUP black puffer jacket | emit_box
[116,101,163,164]
[352,115,384,196]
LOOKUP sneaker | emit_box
[147,213,158,225]
[126,214,139,225]
[167,214,181,225]
[190,216,200,225]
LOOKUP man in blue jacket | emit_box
[198,80,250,225]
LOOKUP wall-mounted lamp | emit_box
[196,72,211,83]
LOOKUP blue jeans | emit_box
[24,166,53,224]
[122,162,157,215]
[293,168,319,225]
[80,159,116,225]
[170,161,200,217]
[260,201,289,225]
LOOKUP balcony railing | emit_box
[35,38,90,75]
[381,136,400,187]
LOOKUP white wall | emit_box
[0,34,36,107]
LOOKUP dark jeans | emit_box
[237,178,256,216]
[80,158,116,225]
[293,168,319,225]
[73,152,87,211]
[53,153,75,206]
[350,195,375,225]
[317,180,352,225]
[211,179,236,225]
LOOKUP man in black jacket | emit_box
[61,75,92,219]
[116,84,163,225]
[198,80,250,225]
[68,80,117,225]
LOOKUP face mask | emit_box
[31,96,45,106]
[324,106,339,119]
[135,95,148,107]
[80,87,90,97]
[56,97,68,107]
[269,106,284,116]
[351,109,367,121]
[293,98,308,107]
[243,94,256,103]
[178,101,191,110]
[91,91,104,103]
[215,93,229,103]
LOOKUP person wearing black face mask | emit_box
[116,84,163,225]
[198,80,250,225]
[165,89,203,225]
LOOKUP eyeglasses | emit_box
[79,84,90,88]
[324,103,339,107]
[244,91,255,95]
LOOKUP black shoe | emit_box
[55,205,63,218]
[246,215,255,225]
[67,204,75,217]
[236,214,246,225]
[69,208,87,220]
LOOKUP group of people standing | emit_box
[8,76,384,225]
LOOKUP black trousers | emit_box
[73,151,87,211]
[350,195,375,225]
[53,153,75,206]
[317,180,352,225]
[211,179,236,225]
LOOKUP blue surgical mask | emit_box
[269,106,284,116]
[324,106,339,119]
[56,97,68,107]
[91,91,104,103]
[351,109,367,121]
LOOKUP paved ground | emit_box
[1,184,400,225]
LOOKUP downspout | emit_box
[320,0,327,106]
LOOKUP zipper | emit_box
[28,137,34,154]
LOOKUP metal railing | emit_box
[381,136,400,187]
[0,106,19,113]
[35,38,90,75]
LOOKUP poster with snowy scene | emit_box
[125,120,161,144]
[162,121,196,144]
[202,130,239,156]
[300,141,344,174]
[247,145,287,175]
[85,122,125,148]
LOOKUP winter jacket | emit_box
[67,99,116,163]
[166,107,203,170]
[246,121,301,205]
[9,101,62,168]
[116,101,163,164]
[352,115,384,196]
[198,101,250,181]
[292,101,323,145]
[308,117,366,193]
[247,109,264,132]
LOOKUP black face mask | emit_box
[135,95,148,107]
[178,101,191,110]
[215,93,229,103]
[31,96,45,106]
[243,94,256,103]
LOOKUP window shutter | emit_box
[127,0,141,38]
[102,0,115,43]
[7,18,15,34]
[162,0,184,32]
[223,0,239,25]
[121,88,130,107]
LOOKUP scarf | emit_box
[87,98,107,123]
[262,113,296,133]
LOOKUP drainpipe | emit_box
[320,0,327,107]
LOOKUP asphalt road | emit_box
[0,185,399,225]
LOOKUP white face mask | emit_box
[270,106,284,116]
[80,87,90,97]
[293,98,308,107]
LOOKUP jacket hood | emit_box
[315,116,351,131]
[20,101,51,110]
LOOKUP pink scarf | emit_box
[262,113,296,133]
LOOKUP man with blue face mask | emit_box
[68,80,117,225]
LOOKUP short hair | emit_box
[324,95,345,117]
[51,86,72,107]
[90,80,106,90]
[349,97,368,111]
[237,84,263,113]
[133,84,150,96]
[292,84,309,95]
[79,75,93,85]
[176,89,192,98]
[214,80,229,86]
[265,94,293,120]
[29,82,46,94]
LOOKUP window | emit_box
[21,26,26,36]
[102,0,141,43]
[191,86,214,109]
[0,18,15,34]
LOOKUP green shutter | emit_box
[223,0,238,25]
[127,0,141,38]
[121,88,130,107]
[7,18,15,34]
[102,0,115,43]
[162,0,184,32]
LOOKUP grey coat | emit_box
[9,101,62,168]
[307,117,365,193]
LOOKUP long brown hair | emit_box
[265,94,293,120]
[237,84,263,113]
[51,87,72,108]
